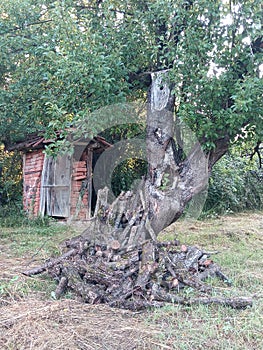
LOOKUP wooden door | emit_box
[40,154,71,218]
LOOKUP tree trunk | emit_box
[23,71,252,310]
[144,71,209,234]
[80,70,211,247]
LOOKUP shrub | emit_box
[0,145,22,205]
[203,153,263,216]
[0,202,52,228]
[111,158,147,197]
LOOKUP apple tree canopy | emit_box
[0,0,262,151]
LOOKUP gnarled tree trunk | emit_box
[81,70,213,247]
[23,71,247,311]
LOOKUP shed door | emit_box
[40,154,71,218]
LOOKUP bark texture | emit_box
[23,238,252,310]
[82,70,211,245]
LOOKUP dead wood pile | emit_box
[23,238,252,310]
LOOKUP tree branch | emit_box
[250,141,262,168]
[1,20,52,36]
[208,136,230,170]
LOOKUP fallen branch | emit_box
[22,249,77,276]
[22,239,253,310]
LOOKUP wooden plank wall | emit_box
[23,148,92,220]
[39,155,71,218]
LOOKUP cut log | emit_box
[22,238,253,311]
[22,249,77,276]
[55,276,68,299]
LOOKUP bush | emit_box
[0,201,52,228]
[203,153,263,216]
[0,211,51,228]
[0,145,22,205]
[111,158,147,197]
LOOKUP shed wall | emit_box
[23,149,45,216]
[70,160,89,220]
[23,149,92,220]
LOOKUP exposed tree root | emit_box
[23,238,253,311]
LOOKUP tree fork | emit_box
[22,71,254,311]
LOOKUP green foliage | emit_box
[0,0,262,221]
[0,202,52,227]
[111,158,147,196]
[0,0,262,150]
[0,145,22,205]
[159,173,170,191]
[204,153,263,216]
[101,122,146,144]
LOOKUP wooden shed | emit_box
[9,134,111,221]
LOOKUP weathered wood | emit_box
[86,148,93,219]
[150,285,253,309]
[22,249,77,276]
[40,155,71,218]
[22,237,253,311]
[55,276,68,299]
[198,262,232,285]
[135,241,157,291]
[109,293,253,311]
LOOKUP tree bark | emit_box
[72,70,211,247]
[143,70,209,236]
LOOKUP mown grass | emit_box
[0,222,77,302]
[0,211,262,349]
[147,302,262,350]
[0,223,75,257]
[149,211,263,349]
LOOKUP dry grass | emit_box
[0,298,166,350]
[0,225,167,350]
[0,211,263,349]
[162,211,263,245]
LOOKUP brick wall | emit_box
[23,149,45,216]
[70,160,90,220]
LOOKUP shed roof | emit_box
[7,132,111,152]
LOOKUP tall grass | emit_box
[0,203,51,227]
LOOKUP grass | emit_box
[0,211,262,349]
[0,223,74,257]
[160,211,263,295]
[150,211,263,349]
[0,222,76,303]
[147,302,262,349]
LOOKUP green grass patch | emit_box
[0,224,75,257]
[0,221,79,302]
[147,301,262,350]
[151,211,263,349]
[0,274,57,302]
